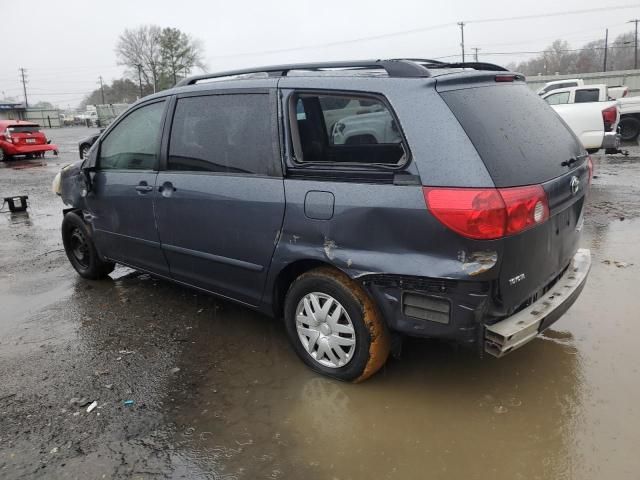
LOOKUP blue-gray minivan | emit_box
[54,59,592,382]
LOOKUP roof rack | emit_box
[176,58,508,87]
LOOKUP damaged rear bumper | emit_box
[484,248,591,357]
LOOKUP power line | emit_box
[207,4,640,60]
[468,5,640,24]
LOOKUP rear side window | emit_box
[291,93,405,166]
[545,92,570,105]
[441,84,581,187]
[168,94,277,176]
[574,89,600,103]
[99,101,165,170]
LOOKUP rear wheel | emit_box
[619,116,640,142]
[586,148,600,154]
[62,212,114,279]
[284,267,390,382]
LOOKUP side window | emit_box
[99,101,165,170]
[574,89,600,103]
[168,94,276,176]
[292,93,405,166]
[545,92,570,105]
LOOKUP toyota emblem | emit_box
[570,176,580,195]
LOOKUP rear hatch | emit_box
[7,124,47,147]
[438,79,588,313]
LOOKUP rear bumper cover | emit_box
[484,248,591,357]
[601,132,620,150]
[2,143,59,155]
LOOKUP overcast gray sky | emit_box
[1,0,639,108]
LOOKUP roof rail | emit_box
[175,58,508,87]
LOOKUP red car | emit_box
[0,120,59,161]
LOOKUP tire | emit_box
[586,148,600,154]
[619,116,640,142]
[284,267,390,382]
[0,149,9,162]
[61,212,115,279]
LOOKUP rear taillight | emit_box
[423,185,549,240]
[602,106,617,132]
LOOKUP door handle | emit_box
[135,185,153,193]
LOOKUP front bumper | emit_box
[484,248,591,357]
[601,131,620,150]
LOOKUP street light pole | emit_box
[98,76,105,105]
[629,19,639,69]
[458,22,465,62]
[136,64,143,98]
[603,28,608,72]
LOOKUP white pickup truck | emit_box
[540,84,620,153]
[537,78,628,99]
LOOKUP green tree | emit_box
[81,78,143,108]
[159,27,205,87]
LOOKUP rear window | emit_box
[575,89,600,103]
[7,125,40,133]
[440,84,581,187]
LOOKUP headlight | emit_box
[52,171,62,195]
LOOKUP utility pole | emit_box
[629,19,639,69]
[603,29,609,72]
[471,47,480,62]
[98,75,105,105]
[19,68,28,108]
[458,22,465,63]
[136,64,143,98]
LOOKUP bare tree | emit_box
[513,30,637,76]
[116,25,206,93]
[115,25,163,92]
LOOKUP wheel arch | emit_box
[271,258,350,319]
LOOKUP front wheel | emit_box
[0,149,10,162]
[284,267,390,382]
[62,212,115,279]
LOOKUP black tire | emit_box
[619,116,640,142]
[284,267,390,382]
[0,149,10,162]
[61,212,115,279]
[586,148,600,154]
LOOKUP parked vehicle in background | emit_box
[53,59,592,382]
[0,121,59,161]
[537,78,628,99]
[615,96,640,142]
[78,129,104,159]
[541,84,620,153]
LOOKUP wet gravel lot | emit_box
[1,127,639,479]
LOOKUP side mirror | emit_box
[80,142,99,193]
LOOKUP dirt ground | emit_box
[1,127,639,479]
